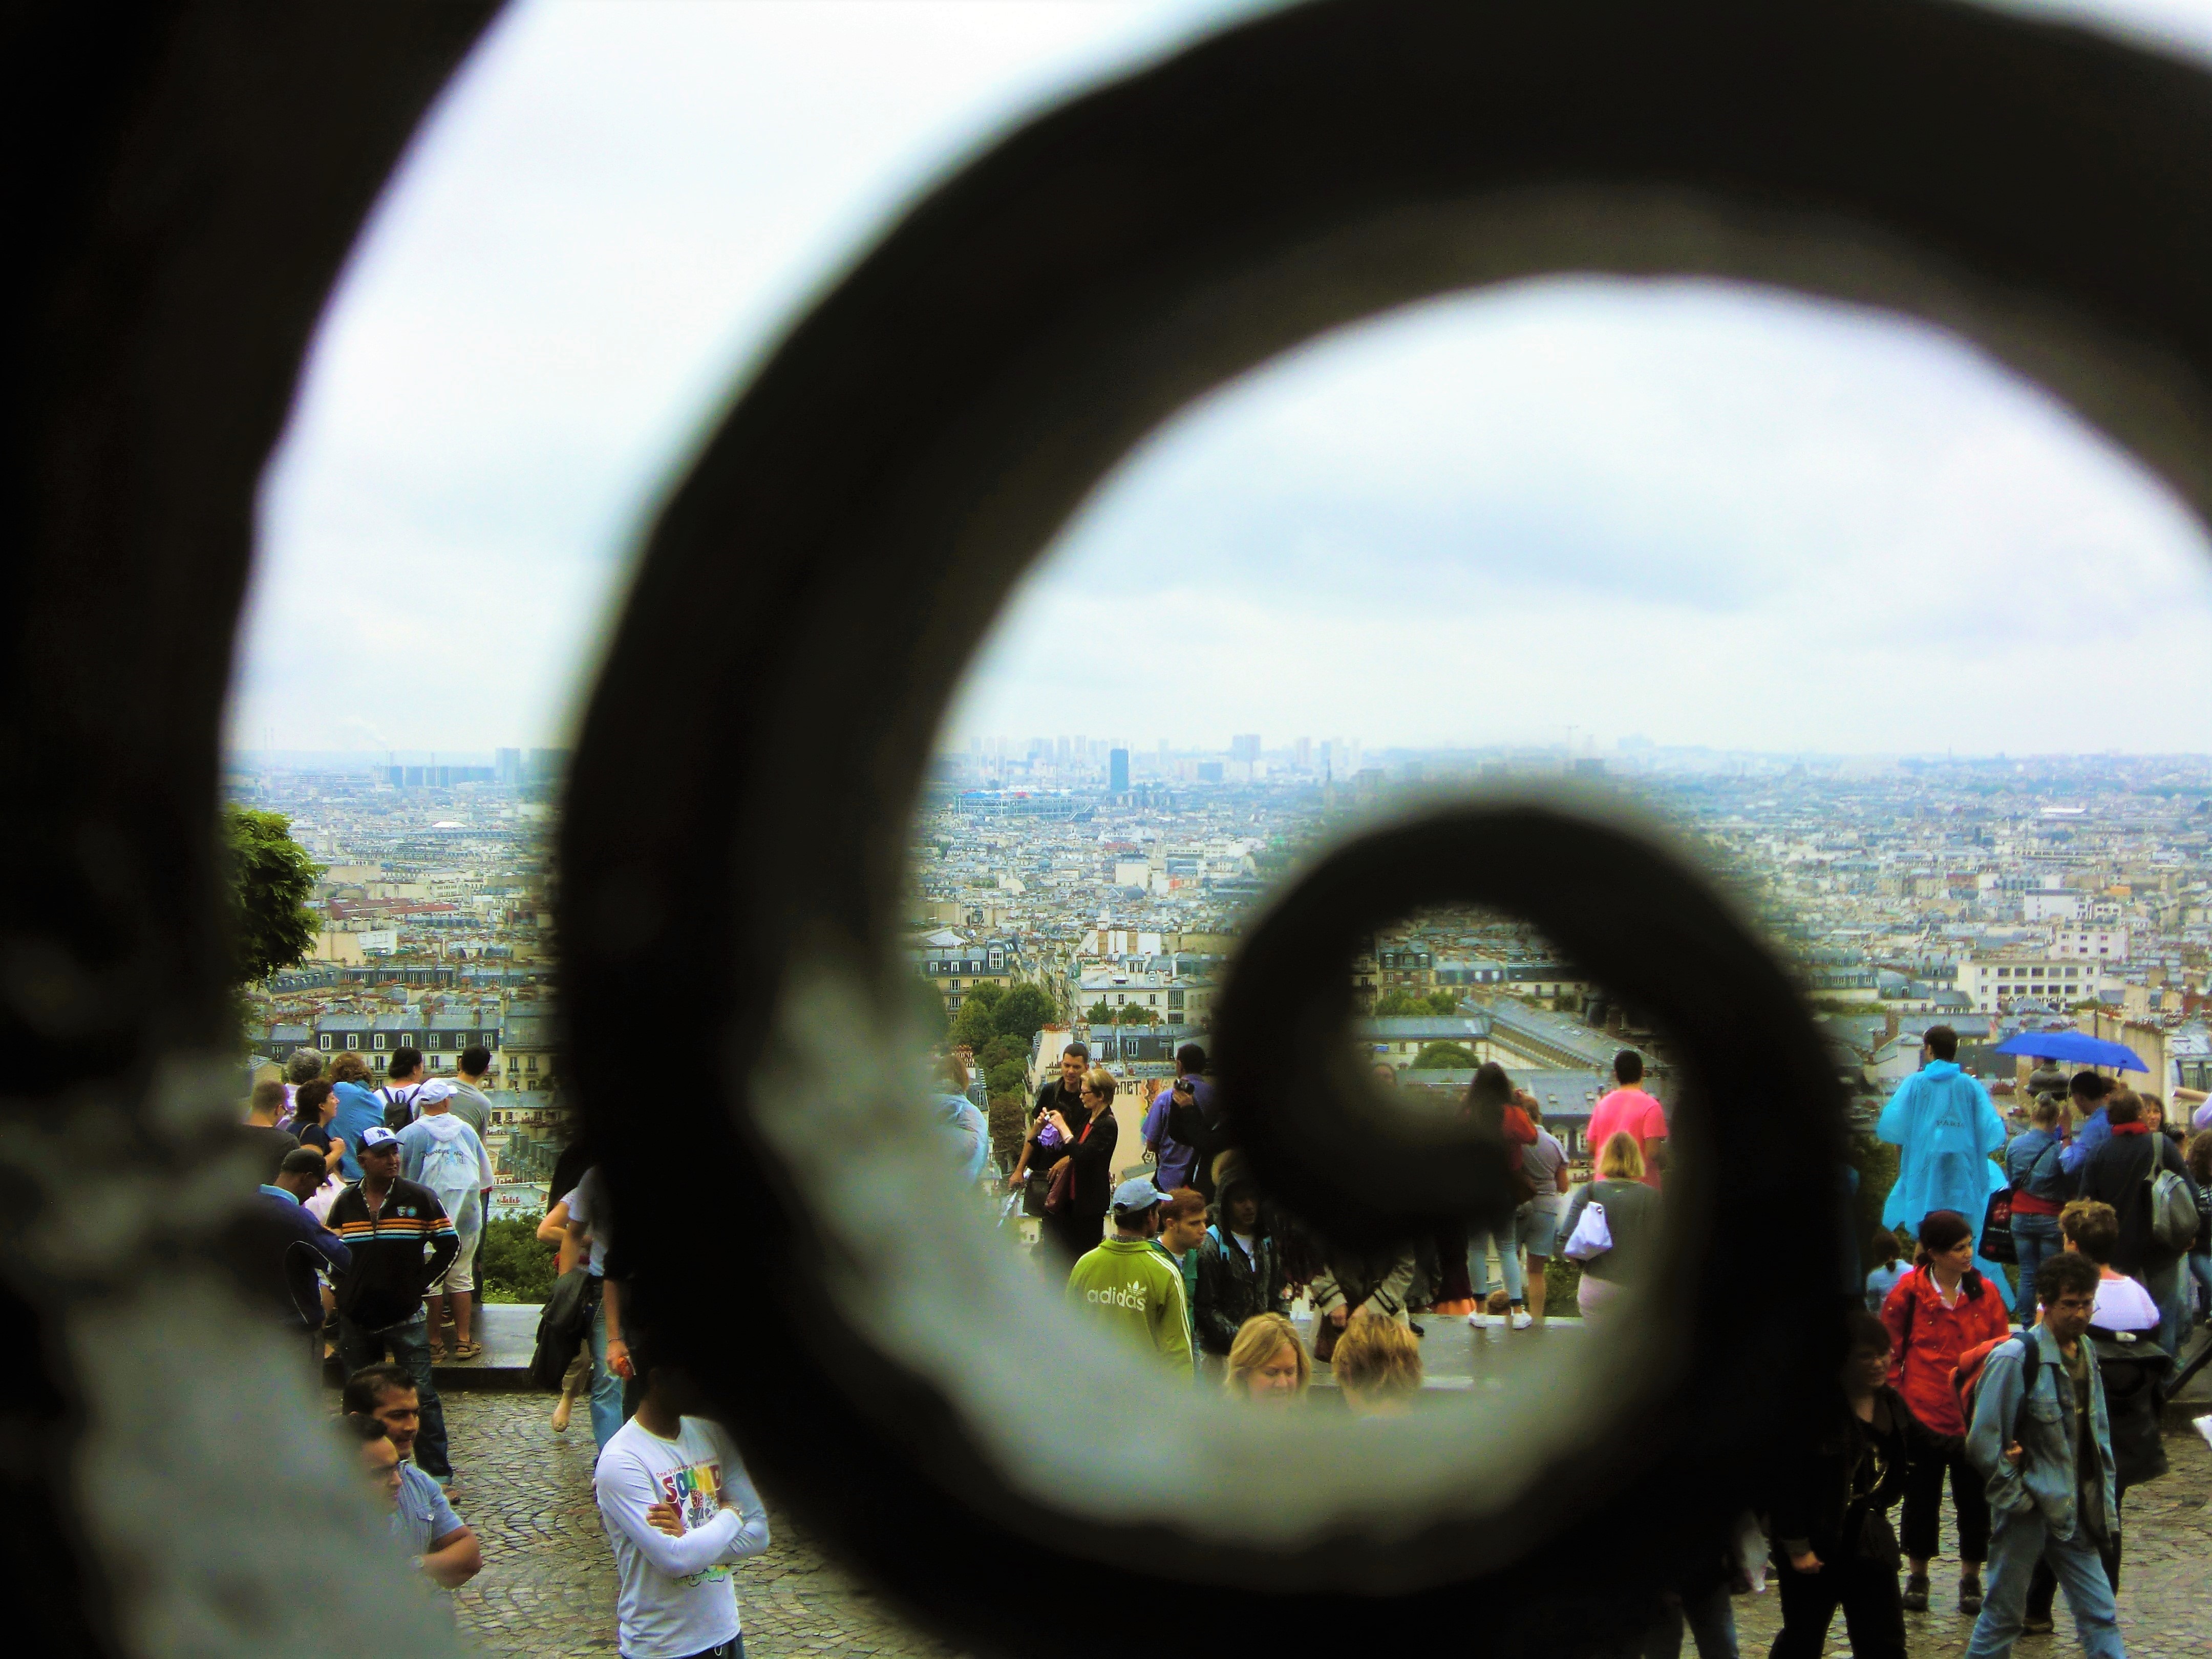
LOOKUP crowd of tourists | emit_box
[233,1043,761,1659]
[228,1018,2201,1659]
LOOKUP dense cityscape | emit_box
[233,737,2212,1203]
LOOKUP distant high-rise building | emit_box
[526,748,571,786]
[1231,734,1261,763]
[1294,736,1313,771]
[1055,735,1073,769]
[1109,748,1129,793]
[496,747,523,786]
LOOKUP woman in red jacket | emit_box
[1878,1208,2010,1618]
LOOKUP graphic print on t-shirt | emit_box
[658,1458,730,1585]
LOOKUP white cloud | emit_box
[231,0,2212,756]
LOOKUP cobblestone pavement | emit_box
[429,1392,2208,1657]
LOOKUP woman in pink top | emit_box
[1586,1049,1667,1188]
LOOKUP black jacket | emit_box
[216,1188,353,1329]
[1769,1386,1953,1568]
[1194,1174,1287,1355]
[327,1176,458,1330]
[2078,1130,2191,1273]
[2089,1328,2171,1488]
[1059,1105,1118,1220]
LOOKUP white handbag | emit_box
[1563,1198,1612,1262]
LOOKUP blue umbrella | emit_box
[1990,1030,2146,1072]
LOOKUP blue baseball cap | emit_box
[1111,1176,1165,1214]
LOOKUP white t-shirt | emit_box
[1522,1129,1567,1213]
[568,1166,613,1277]
[2092,1271,2160,1334]
[594,1415,770,1659]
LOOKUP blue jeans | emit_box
[2009,1215,2060,1324]
[2187,1249,2212,1323]
[1966,1509,2122,1659]
[337,1310,452,1479]
[1468,1209,1524,1302]
[589,1285,627,1451]
[2145,1256,2187,1359]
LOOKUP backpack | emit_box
[1952,1333,2025,1430]
[415,1124,484,1234]
[2147,1164,2198,1254]
[379,1084,418,1132]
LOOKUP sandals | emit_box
[454,1338,484,1362]
[427,1340,449,1363]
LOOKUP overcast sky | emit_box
[235,0,2212,758]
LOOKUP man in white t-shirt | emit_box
[595,1351,771,1659]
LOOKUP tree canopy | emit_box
[1413,1040,1476,1070]
[223,806,320,984]
[1374,988,1461,1017]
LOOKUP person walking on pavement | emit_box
[378,1047,428,1130]
[2004,1094,2070,1326]
[329,1125,459,1484]
[213,1144,351,1381]
[1586,1050,1667,1188]
[1879,1208,2010,1617]
[328,1052,385,1181]
[1065,1177,1194,1376]
[1037,1067,1120,1267]
[2016,1199,2171,1636]
[1150,1186,1207,1353]
[565,1164,633,1451]
[445,1045,496,1138]
[398,1076,495,1362]
[238,1079,301,1184]
[1005,1043,1089,1219]
[2058,1071,2118,1180]
[1140,1043,1217,1197]
[1462,1062,1539,1328]
[1878,1026,2010,1289]
[1193,1166,1287,1369]
[595,1346,771,1659]
[1516,1101,1571,1324]
[2076,1090,2198,1356]
[1961,1251,2125,1659]
[1223,1312,1309,1403]
[1769,1310,1956,1659]
[1559,1132,1663,1325]
[337,1413,481,1590]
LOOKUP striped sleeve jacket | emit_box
[327,1177,459,1331]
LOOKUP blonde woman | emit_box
[1560,1132,1663,1322]
[1332,1312,1422,1417]
[1040,1068,1118,1264]
[1223,1313,1308,1403]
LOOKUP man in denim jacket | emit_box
[1963,1251,2124,1659]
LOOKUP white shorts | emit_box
[440,1229,479,1294]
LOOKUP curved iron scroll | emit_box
[557,3,2212,1657]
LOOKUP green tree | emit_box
[475,1216,557,1304]
[1424,988,1460,1015]
[223,806,320,984]
[993,982,1054,1046]
[1085,999,1116,1025]
[1413,1041,1476,1069]
[949,980,1006,1049]
[1115,1005,1157,1026]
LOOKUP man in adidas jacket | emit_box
[1065,1178,1193,1376]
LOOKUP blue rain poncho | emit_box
[1877,1059,2012,1298]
